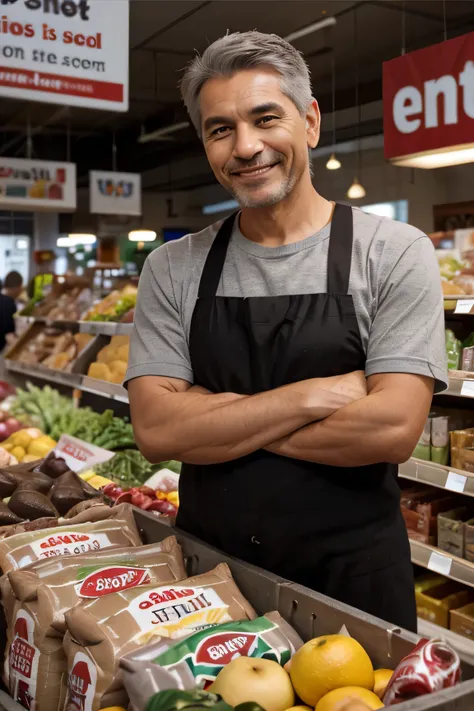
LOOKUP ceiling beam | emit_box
[132,1,211,51]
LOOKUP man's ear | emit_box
[306,99,320,149]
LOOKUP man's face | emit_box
[199,68,319,209]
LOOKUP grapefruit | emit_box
[315,687,384,711]
[209,657,294,711]
[289,635,374,706]
[373,669,393,699]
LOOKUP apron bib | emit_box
[177,204,416,631]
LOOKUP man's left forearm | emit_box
[265,373,434,467]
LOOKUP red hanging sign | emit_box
[383,32,474,161]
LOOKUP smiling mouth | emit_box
[230,163,279,178]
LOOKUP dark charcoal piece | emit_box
[8,491,59,521]
[48,470,99,516]
[0,502,23,526]
[15,472,54,495]
[34,452,70,479]
[0,471,18,499]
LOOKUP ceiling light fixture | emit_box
[68,233,97,245]
[347,178,367,199]
[138,122,190,144]
[346,8,366,200]
[284,16,336,44]
[326,52,341,171]
[128,229,157,242]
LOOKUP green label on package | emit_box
[155,617,289,684]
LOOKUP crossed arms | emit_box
[128,371,434,468]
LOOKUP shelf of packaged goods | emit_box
[14,316,133,337]
[417,617,474,662]
[4,360,129,404]
[399,458,474,498]
[410,540,474,590]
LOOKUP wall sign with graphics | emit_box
[383,31,474,167]
[0,157,76,211]
[0,0,129,111]
[89,171,141,216]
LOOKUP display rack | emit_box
[410,540,474,589]
[399,458,474,497]
[5,359,129,403]
[15,316,133,337]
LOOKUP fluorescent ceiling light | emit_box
[391,144,474,169]
[326,153,341,170]
[15,238,28,249]
[57,236,73,247]
[284,16,336,43]
[128,229,157,242]
[347,178,366,200]
[138,122,190,144]
[69,233,96,245]
[203,199,239,215]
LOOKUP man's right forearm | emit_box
[130,376,354,466]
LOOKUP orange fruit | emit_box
[373,669,393,699]
[289,635,374,706]
[315,687,384,711]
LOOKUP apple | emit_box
[210,657,294,711]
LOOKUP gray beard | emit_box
[228,169,298,209]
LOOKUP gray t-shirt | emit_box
[125,207,448,393]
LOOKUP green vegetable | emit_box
[94,449,153,486]
[144,690,266,711]
[446,329,461,371]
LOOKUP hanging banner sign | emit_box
[89,171,141,216]
[0,0,129,111]
[0,157,76,212]
[383,31,474,161]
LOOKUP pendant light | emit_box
[346,7,366,199]
[326,51,341,171]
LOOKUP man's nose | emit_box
[232,124,264,161]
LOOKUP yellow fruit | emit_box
[2,444,12,453]
[373,669,393,699]
[22,454,41,463]
[289,635,374,706]
[10,446,26,461]
[80,471,95,482]
[8,431,32,449]
[210,657,294,711]
[87,475,113,489]
[285,707,312,711]
[316,687,384,711]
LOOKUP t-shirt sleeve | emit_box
[124,247,193,386]
[365,234,448,393]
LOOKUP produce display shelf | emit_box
[14,315,134,337]
[436,375,474,399]
[399,457,474,498]
[410,539,474,590]
[4,360,129,404]
[417,618,474,663]
[78,321,134,336]
[443,296,474,302]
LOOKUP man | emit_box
[0,272,23,352]
[126,31,447,631]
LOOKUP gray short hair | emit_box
[180,31,313,137]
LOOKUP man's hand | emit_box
[128,371,365,465]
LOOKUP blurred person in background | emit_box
[0,277,17,352]
[3,271,25,310]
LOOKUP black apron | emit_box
[177,204,416,632]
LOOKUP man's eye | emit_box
[257,115,278,125]
[211,126,230,137]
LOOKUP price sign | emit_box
[444,472,467,494]
[428,550,452,576]
[445,471,467,493]
[455,299,474,314]
[461,381,474,397]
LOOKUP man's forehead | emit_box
[200,68,287,113]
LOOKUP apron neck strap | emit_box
[198,204,354,298]
[327,203,354,295]
[198,213,237,299]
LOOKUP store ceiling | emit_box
[1,0,474,192]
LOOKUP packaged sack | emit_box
[121,612,303,711]
[7,538,185,711]
[63,564,256,711]
[383,638,460,705]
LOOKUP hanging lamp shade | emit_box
[347,178,366,199]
